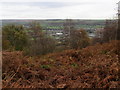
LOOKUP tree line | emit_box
[2,19,119,56]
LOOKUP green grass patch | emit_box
[40,64,51,69]
[100,50,108,54]
[70,63,78,68]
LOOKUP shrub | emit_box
[2,25,28,51]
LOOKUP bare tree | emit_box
[102,20,117,42]
[63,19,75,48]
[117,19,120,40]
[25,21,56,56]
[70,29,90,49]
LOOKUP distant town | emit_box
[1,19,106,39]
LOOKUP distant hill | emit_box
[1,19,105,30]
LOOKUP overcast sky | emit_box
[0,0,119,19]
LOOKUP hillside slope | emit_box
[2,40,120,88]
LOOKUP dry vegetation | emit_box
[2,40,120,88]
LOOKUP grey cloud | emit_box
[1,2,97,8]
